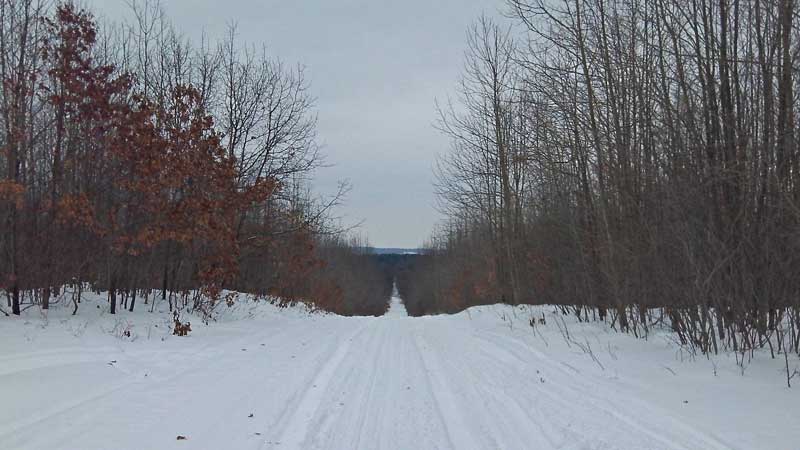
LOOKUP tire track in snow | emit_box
[432,333,568,449]
[0,347,123,376]
[468,343,582,447]
[0,316,340,449]
[289,314,447,450]
[271,321,369,448]
[294,319,389,450]
[421,319,580,449]
[412,328,479,450]
[474,329,734,450]
[475,331,692,449]
[348,322,391,450]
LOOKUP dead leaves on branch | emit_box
[2,3,351,317]
[0,181,25,210]
[41,4,278,292]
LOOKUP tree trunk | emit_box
[109,277,117,315]
[129,289,137,312]
[11,284,20,316]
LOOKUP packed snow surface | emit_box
[1,292,798,450]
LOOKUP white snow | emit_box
[1,291,798,450]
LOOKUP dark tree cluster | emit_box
[390,253,434,317]
[0,1,388,319]
[404,0,800,359]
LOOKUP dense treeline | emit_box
[0,1,389,318]
[404,0,800,357]
[392,254,433,317]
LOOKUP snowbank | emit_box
[1,296,797,449]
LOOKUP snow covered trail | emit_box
[1,295,798,450]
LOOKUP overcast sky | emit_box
[85,0,507,248]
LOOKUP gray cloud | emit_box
[85,0,505,248]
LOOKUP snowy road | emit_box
[1,295,798,450]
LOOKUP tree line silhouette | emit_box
[402,0,800,359]
[0,1,388,318]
